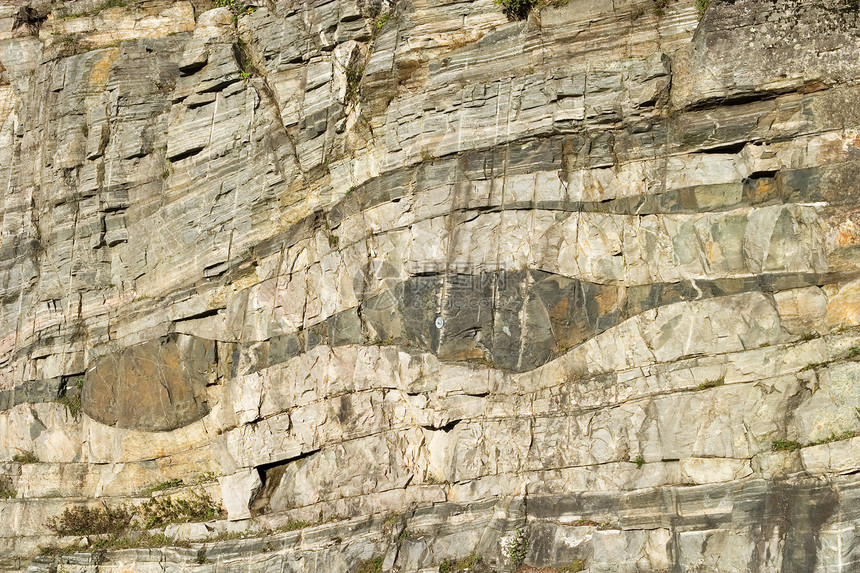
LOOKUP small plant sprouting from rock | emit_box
[49,505,133,536]
[695,0,710,18]
[371,336,395,346]
[772,439,801,452]
[50,501,218,552]
[634,454,645,468]
[560,560,587,573]
[146,478,184,493]
[697,377,725,390]
[848,346,860,359]
[813,430,859,445]
[214,0,255,16]
[800,331,821,342]
[57,394,82,418]
[653,0,670,16]
[57,377,85,417]
[12,451,39,464]
[90,532,190,550]
[194,471,216,484]
[494,0,571,19]
[276,520,312,532]
[494,0,538,19]
[800,361,826,373]
[235,38,261,79]
[768,431,860,452]
[345,63,365,107]
[40,532,189,557]
[354,556,383,573]
[506,528,529,567]
[374,12,391,30]
[439,552,482,573]
[141,491,221,527]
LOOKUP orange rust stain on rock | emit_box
[749,178,776,203]
[826,281,860,328]
[836,220,860,247]
[845,131,860,150]
[89,47,120,89]
[594,287,623,315]
[706,241,716,263]
[550,297,569,323]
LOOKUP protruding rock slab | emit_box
[219,468,262,521]
[83,334,215,431]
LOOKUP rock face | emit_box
[83,333,217,431]
[2,0,860,571]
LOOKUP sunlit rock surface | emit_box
[2,0,860,571]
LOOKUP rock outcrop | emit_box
[2,0,860,571]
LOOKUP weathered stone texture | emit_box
[2,0,860,571]
[83,333,216,431]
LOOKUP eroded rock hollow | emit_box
[2,0,860,571]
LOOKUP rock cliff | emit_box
[2,0,860,571]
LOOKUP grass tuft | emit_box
[12,451,39,464]
[48,505,133,536]
[560,560,587,573]
[276,520,312,532]
[57,395,82,417]
[355,556,383,573]
[696,377,725,390]
[772,439,801,452]
[439,551,482,573]
[812,430,860,446]
[146,478,184,493]
[141,491,221,527]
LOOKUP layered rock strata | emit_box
[2,0,860,571]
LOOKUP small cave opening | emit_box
[250,449,321,515]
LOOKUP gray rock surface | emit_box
[1,0,860,571]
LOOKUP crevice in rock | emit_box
[250,449,322,514]
[696,140,747,155]
[746,169,779,180]
[172,308,224,323]
[167,146,204,162]
[683,87,799,112]
[421,419,461,433]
